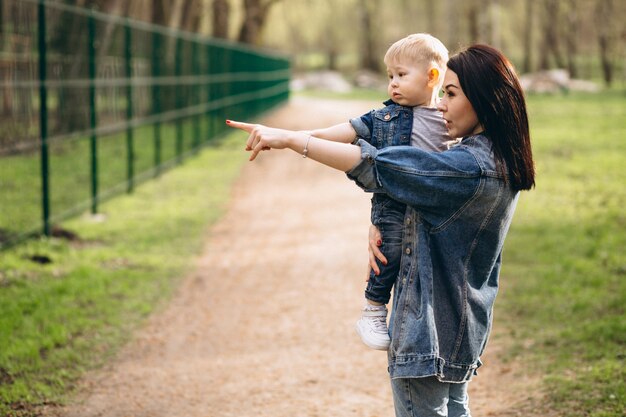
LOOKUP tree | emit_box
[538,0,565,70]
[48,0,106,133]
[522,0,534,73]
[319,0,341,70]
[151,0,167,26]
[181,0,201,32]
[163,0,201,33]
[238,0,282,45]
[595,0,616,86]
[212,0,230,39]
[358,0,379,72]
[464,0,501,51]
[97,0,132,59]
[563,0,579,78]
[467,0,480,44]
[425,0,437,36]
[446,0,460,50]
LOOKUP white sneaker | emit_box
[355,304,390,350]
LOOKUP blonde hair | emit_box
[384,33,448,86]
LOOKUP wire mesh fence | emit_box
[0,0,291,250]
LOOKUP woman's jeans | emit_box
[391,377,471,417]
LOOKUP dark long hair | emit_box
[447,44,535,191]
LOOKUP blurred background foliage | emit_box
[68,0,626,87]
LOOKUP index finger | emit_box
[226,120,256,133]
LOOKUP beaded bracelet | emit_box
[302,135,311,158]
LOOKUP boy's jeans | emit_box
[365,198,405,304]
[391,377,471,417]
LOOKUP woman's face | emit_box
[437,69,483,138]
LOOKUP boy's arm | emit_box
[303,122,357,144]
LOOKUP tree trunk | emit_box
[321,0,339,71]
[48,0,102,133]
[522,0,533,73]
[151,0,167,26]
[467,0,480,44]
[181,0,201,33]
[96,0,131,58]
[128,0,152,22]
[359,0,378,72]
[490,0,501,49]
[163,0,191,66]
[327,48,338,71]
[238,0,281,45]
[212,0,230,39]
[538,0,565,70]
[446,0,460,49]
[595,0,615,86]
[168,0,186,30]
[564,0,578,78]
[425,0,436,35]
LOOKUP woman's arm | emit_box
[226,120,361,172]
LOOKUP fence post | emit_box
[192,40,200,151]
[88,10,98,214]
[37,0,50,236]
[152,32,161,177]
[175,37,183,163]
[124,22,134,193]
[205,43,213,142]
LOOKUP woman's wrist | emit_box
[301,135,312,158]
[290,131,310,156]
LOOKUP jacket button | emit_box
[384,113,391,120]
[405,217,411,225]
[405,247,411,255]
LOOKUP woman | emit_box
[227,44,535,417]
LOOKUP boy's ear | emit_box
[427,68,440,88]
[428,68,440,83]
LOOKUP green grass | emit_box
[0,115,226,246]
[0,132,248,416]
[498,91,626,416]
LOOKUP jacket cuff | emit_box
[346,139,380,192]
[349,117,371,144]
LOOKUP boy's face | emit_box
[385,60,432,107]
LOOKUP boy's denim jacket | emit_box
[349,99,412,224]
[346,134,520,383]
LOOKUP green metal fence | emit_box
[0,0,291,250]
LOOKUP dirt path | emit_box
[44,97,543,417]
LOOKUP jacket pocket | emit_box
[373,109,401,147]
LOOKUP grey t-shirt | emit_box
[411,107,451,151]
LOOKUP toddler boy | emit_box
[306,33,452,350]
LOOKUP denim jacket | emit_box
[349,99,412,224]
[350,99,413,148]
[346,134,520,383]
